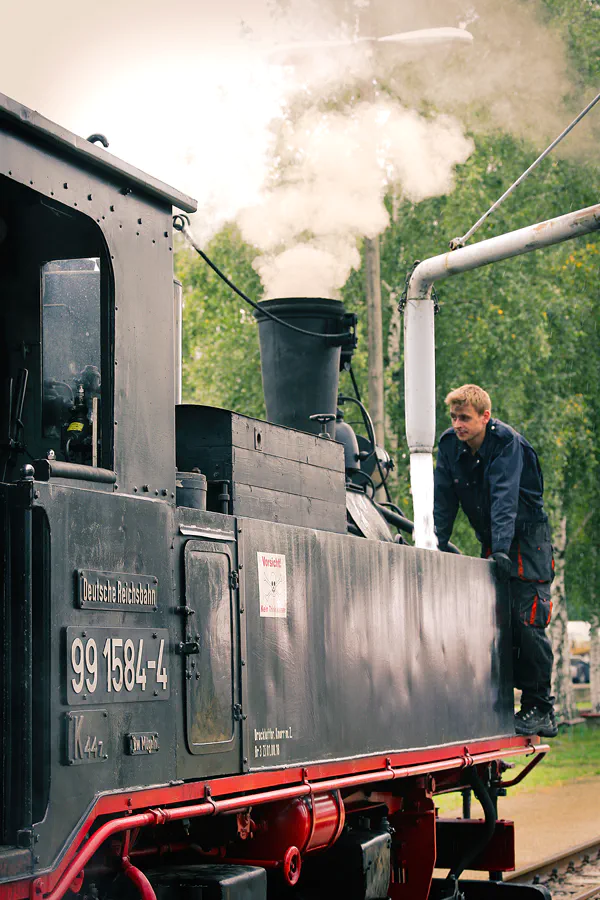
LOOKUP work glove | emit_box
[491,551,512,583]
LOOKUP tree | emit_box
[175,225,265,418]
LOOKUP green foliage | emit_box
[369,132,600,613]
[540,0,600,86]
[436,723,600,816]
[174,3,600,618]
[175,225,265,418]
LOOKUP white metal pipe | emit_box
[410,203,600,300]
[403,202,600,548]
[404,293,436,453]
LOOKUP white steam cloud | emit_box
[239,100,474,298]
[1,0,592,299]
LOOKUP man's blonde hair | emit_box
[444,384,491,416]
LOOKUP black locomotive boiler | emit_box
[0,94,550,900]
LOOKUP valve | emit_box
[309,413,336,439]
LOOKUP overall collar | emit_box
[454,418,496,463]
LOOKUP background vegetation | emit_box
[175,0,599,624]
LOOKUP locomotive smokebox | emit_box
[254,297,350,438]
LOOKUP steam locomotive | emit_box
[0,94,550,900]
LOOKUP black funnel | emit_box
[254,297,348,438]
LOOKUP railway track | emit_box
[506,839,600,898]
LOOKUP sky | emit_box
[1,0,594,297]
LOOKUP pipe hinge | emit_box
[229,570,239,590]
[233,703,246,721]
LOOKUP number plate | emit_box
[66,627,170,705]
[65,709,110,765]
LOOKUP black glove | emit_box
[491,551,512,583]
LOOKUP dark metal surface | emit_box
[2,115,178,498]
[239,517,513,767]
[0,93,197,213]
[176,406,347,533]
[254,297,347,438]
[346,489,395,541]
[147,864,268,900]
[0,482,37,846]
[20,484,179,873]
[301,826,392,899]
[436,820,515,871]
[33,460,117,484]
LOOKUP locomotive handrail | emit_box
[32,460,117,484]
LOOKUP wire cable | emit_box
[449,91,600,250]
[173,215,354,341]
[340,381,393,502]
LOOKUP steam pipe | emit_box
[404,203,600,548]
[40,742,545,900]
[122,857,157,900]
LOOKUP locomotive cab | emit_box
[0,94,197,862]
[0,184,109,475]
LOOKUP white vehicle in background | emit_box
[569,620,591,656]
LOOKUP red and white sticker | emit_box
[257,552,287,618]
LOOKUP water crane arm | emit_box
[403,202,600,549]
[409,203,600,300]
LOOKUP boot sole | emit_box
[514,724,539,736]
[515,721,558,738]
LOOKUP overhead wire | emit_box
[449,91,600,250]
[173,215,354,341]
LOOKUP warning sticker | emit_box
[257,552,287,618]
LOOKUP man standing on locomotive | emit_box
[433,384,557,738]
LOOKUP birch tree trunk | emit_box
[549,515,576,721]
[589,615,600,714]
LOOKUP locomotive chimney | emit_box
[254,297,352,438]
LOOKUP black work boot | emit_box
[515,707,558,738]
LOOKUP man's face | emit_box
[449,403,490,446]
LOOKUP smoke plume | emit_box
[231,0,593,299]
[238,99,474,297]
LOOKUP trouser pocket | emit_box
[510,521,555,582]
[513,581,553,628]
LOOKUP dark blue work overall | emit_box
[434,418,554,713]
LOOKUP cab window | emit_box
[42,258,103,466]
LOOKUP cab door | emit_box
[183,540,241,769]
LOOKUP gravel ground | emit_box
[436,776,600,877]
[497,777,600,869]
